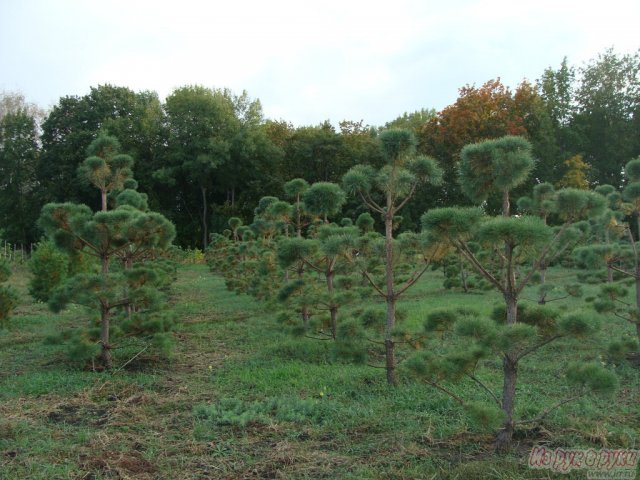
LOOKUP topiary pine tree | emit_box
[39,145,175,369]
[422,136,607,452]
[0,260,18,328]
[77,134,134,212]
[38,201,175,368]
[406,305,616,448]
[573,158,640,347]
[277,223,358,339]
[342,128,443,385]
[622,156,640,241]
[283,178,310,237]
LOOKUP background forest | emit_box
[1,48,639,250]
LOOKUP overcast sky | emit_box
[1,0,638,126]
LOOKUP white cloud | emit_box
[1,0,638,125]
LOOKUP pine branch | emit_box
[423,379,465,406]
[359,191,384,214]
[466,373,501,408]
[361,269,386,298]
[516,334,563,361]
[457,240,504,293]
[516,222,570,296]
[517,393,584,426]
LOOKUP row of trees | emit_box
[207,129,637,452]
[1,48,639,247]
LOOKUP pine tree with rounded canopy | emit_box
[421,136,608,452]
[39,201,175,368]
[77,134,134,212]
[342,128,443,385]
[38,147,175,369]
[583,157,640,348]
[277,222,358,339]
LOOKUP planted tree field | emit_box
[1,263,638,479]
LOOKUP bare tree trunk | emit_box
[101,189,108,212]
[538,261,547,304]
[496,294,518,451]
[502,189,510,217]
[495,353,517,452]
[384,209,397,386]
[99,303,112,369]
[201,186,208,250]
[459,252,469,293]
[124,256,133,319]
[296,194,302,238]
[325,258,338,339]
[99,254,111,368]
[297,261,309,330]
[635,270,640,344]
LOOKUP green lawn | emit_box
[0,264,638,479]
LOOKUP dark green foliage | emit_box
[379,128,416,160]
[459,136,534,203]
[115,189,148,210]
[28,240,77,303]
[302,182,346,220]
[0,108,40,245]
[421,207,484,240]
[554,188,607,222]
[464,402,504,430]
[607,335,640,360]
[565,362,618,395]
[0,260,18,328]
[77,134,134,210]
[476,216,551,249]
[423,309,457,333]
[355,212,375,233]
[283,178,309,198]
[194,396,323,430]
[625,158,640,183]
[557,312,601,337]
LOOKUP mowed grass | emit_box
[0,263,638,479]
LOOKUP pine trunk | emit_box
[502,189,510,217]
[99,254,111,368]
[538,261,547,304]
[495,353,518,452]
[459,253,468,293]
[297,261,309,330]
[99,303,112,369]
[201,186,208,250]
[496,294,519,451]
[101,189,108,212]
[635,269,640,344]
[384,209,397,386]
[326,260,337,339]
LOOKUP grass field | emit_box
[0,263,638,479]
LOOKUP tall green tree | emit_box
[343,129,443,385]
[422,138,607,451]
[0,108,40,245]
[574,49,640,186]
[38,85,163,210]
[157,86,242,248]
